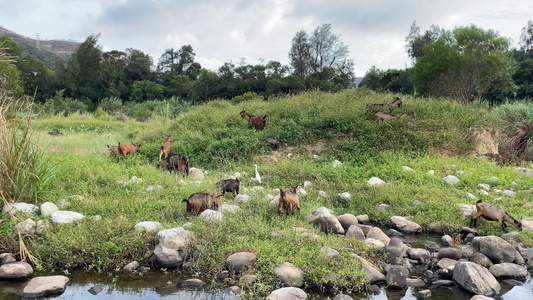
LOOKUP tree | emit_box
[0,38,24,97]
[412,25,516,104]
[289,30,311,78]
[359,66,382,90]
[520,20,533,52]
[405,21,443,60]
[130,80,164,102]
[100,50,127,99]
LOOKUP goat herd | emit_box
[367,96,402,122]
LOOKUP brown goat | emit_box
[158,153,189,175]
[48,129,63,136]
[470,200,522,233]
[159,136,173,162]
[278,188,300,215]
[375,112,397,123]
[218,178,240,196]
[240,110,267,130]
[367,103,386,113]
[117,142,141,162]
[390,97,402,109]
[107,145,119,158]
[182,193,221,216]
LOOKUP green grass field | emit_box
[2,89,532,295]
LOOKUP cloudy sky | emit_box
[1,0,532,77]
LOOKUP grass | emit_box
[1,90,532,297]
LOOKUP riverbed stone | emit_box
[453,262,500,296]
[376,204,391,211]
[154,227,192,268]
[321,246,341,261]
[182,278,205,287]
[188,168,204,180]
[226,252,257,273]
[387,216,421,233]
[386,237,408,264]
[88,285,102,295]
[337,214,358,230]
[345,225,365,240]
[470,252,493,268]
[0,261,33,279]
[14,218,37,236]
[199,209,223,221]
[365,238,385,248]
[473,236,524,264]
[218,204,241,215]
[386,265,408,289]
[367,227,390,246]
[387,229,403,237]
[50,211,84,224]
[356,214,369,223]
[274,262,304,287]
[412,289,431,298]
[456,244,475,257]
[1,253,16,264]
[488,263,528,279]
[22,275,69,298]
[39,202,58,217]
[235,194,251,203]
[265,287,307,300]
[307,207,344,235]
[441,235,454,247]
[338,192,351,203]
[367,177,386,186]
[458,204,477,219]
[122,261,140,273]
[406,278,425,287]
[352,254,385,283]
[154,244,183,268]
[443,175,459,185]
[333,295,353,300]
[437,248,462,260]
[3,202,39,216]
[223,285,241,295]
[432,280,454,287]
[437,258,458,269]
[134,221,162,232]
[470,296,495,300]
[408,248,430,262]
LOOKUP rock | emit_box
[515,167,533,177]
[412,200,423,205]
[345,225,365,240]
[432,280,454,287]
[502,190,516,198]
[407,248,430,262]
[486,177,498,184]
[356,214,369,223]
[235,194,251,203]
[376,204,390,211]
[307,207,344,234]
[473,236,524,264]
[88,285,103,295]
[452,262,500,296]
[14,218,37,236]
[437,258,458,269]
[50,211,84,224]
[367,227,390,246]
[352,254,385,283]
[441,235,454,247]
[218,204,241,215]
[522,218,533,231]
[458,204,477,219]
[367,177,386,186]
[318,190,328,198]
[223,285,241,295]
[488,263,527,279]
[386,237,408,264]
[333,295,353,300]
[266,287,307,300]
[478,183,490,191]
[39,202,59,217]
[367,285,380,294]
[365,238,385,248]
[297,188,307,196]
[338,192,351,203]
[402,166,414,172]
[153,227,192,268]
[422,240,439,250]
[188,168,204,180]
[470,296,495,300]
[437,248,462,260]
[35,220,49,235]
[274,262,304,287]
[3,202,39,216]
[456,170,465,176]
[93,215,102,221]
[134,221,162,232]
[386,265,408,288]
[427,170,434,175]
[199,209,223,221]
[154,244,183,268]
[123,261,140,273]
[321,246,341,260]
[461,226,478,234]
[470,252,493,268]
[387,216,421,233]
[182,278,205,287]
[522,202,533,209]
[423,270,435,279]
[226,252,257,273]
[337,214,358,230]
[406,278,425,287]
[303,181,312,188]
[146,185,163,192]
[456,244,475,257]
[0,262,33,279]
[443,175,459,185]
[387,229,403,237]
[56,199,70,209]
[502,231,519,243]
[240,275,257,285]
[22,275,69,298]
[412,289,431,298]
[1,253,16,264]
[479,190,489,196]
[466,192,478,200]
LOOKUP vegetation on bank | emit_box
[1,90,533,296]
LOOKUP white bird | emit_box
[251,164,261,184]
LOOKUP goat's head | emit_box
[515,217,523,231]
[239,110,247,118]
[166,136,173,142]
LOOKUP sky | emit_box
[1,0,532,77]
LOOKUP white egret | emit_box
[251,164,261,184]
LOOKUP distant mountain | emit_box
[0,26,80,69]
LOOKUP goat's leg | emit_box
[501,221,508,233]
[470,211,484,228]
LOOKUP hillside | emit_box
[0,26,79,68]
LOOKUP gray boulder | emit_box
[470,252,493,268]
[274,262,304,287]
[122,261,140,273]
[407,248,430,262]
[333,295,353,300]
[321,246,340,260]
[337,214,358,230]
[345,225,365,240]
[437,258,458,269]
[458,204,477,219]
[265,287,307,300]
[470,296,495,300]
[39,202,58,217]
[0,261,33,279]
[182,278,205,287]
[351,254,385,283]
[386,237,408,264]
[226,252,257,273]
[3,202,39,216]
[367,177,386,186]
[443,175,459,185]
[452,262,500,296]
[307,207,344,234]
[235,194,251,204]
[387,216,421,233]
[14,218,37,236]
[437,248,462,260]
[367,227,390,246]
[338,192,351,202]
[134,221,162,232]
[386,265,408,288]
[153,227,192,268]
[441,235,454,247]
[22,275,69,298]
[199,209,223,221]
[50,211,84,224]
[218,204,241,214]
[473,236,524,264]
[188,167,204,180]
[488,263,527,279]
